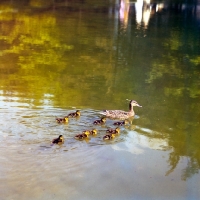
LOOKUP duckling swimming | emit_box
[100,100,142,120]
[103,133,115,140]
[74,131,90,140]
[106,127,120,135]
[51,135,64,144]
[113,119,129,126]
[93,117,106,125]
[56,117,69,123]
[68,110,81,118]
[89,129,97,135]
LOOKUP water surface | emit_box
[0,0,200,199]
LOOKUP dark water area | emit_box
[0,0,200,199]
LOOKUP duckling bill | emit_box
[52,135,64,144]
[68,110,80,118]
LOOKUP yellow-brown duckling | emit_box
[51,135,64,144]
[113,119,129,126]
[89,129,97,135]
[93,117,106,125]
[103,133,115,140]
[106,127,120,135]
[56,117,69,123]
[68,110,81,118]
[74,131,90,140]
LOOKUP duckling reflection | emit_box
[93,117,106,125]
[51,135,64,144]
[68,110,81,118]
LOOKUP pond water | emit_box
[0,0,200,199]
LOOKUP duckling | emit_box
[113,119,129,126]
[93,117,106,125]
[56,116,69,123]
[68,110,81,118]
[100,100,142,120]
[51,135,64,144]
[74,131,90,140]
[103,133,115,140]
[106,127,120,135]
[89,129,97,135]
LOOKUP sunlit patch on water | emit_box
[111,126,170,154]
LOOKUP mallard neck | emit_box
[129,103,134,113]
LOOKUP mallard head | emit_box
[129,100,142,107]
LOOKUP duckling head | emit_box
[92,129,97,135]
[124,119,129,125]
[76,110,81,116]
[101,117,106,123]
[64,117,69,122]
[83,130,90,136]
[59,135,64,142]
[115,127,120,133]
[111,133,116,138]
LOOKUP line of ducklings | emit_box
[52,110,129,144]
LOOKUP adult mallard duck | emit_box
[100,100,142,120]
[68,110,81,118]
[106,127,120,135]
[51,135,64,144]
[103,133,115,140]
[93,117,106,125]
[56,117,69,123]
[113,119,129,126]
[74,131,90,140]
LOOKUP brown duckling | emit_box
[93,117,106,125]
[68,110,81,118]
[113,119,129,126]
[51,135,64,144]
[103,133,115,140]
[56,116,69,123]
[106,127,120,135]
[74,131,90,140]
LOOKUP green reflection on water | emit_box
[0,0,200,189]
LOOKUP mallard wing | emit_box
[100,110,130,120]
